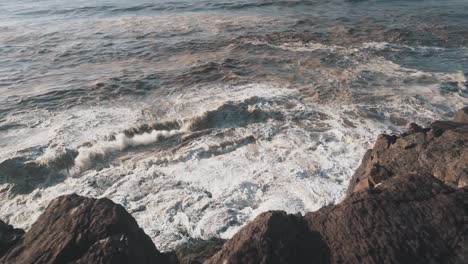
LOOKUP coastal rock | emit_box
[206,174,468,264]
[306,173,467,264]
[171,238,225,264]
[454,106,468,123]
[0,194,169,264]
[0,220,24,258]
[347,114,468,194]
[205,211,329,264]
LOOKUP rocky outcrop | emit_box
[306,173,467,264]
[454,106,468,123]
[206,173,468,264]
[347,113,468,194]
[0,194,169,264]
[205,211,329,264]
[0,220,24,258]
[171,238,225,264]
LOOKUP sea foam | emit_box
[74,129,181,172]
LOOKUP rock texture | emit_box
[454,106,468,123]
[0,220,24,258]
[347,113,468,194]
[170,238,225,264]
[306,174,467,264]
[205,211,329,264]
[0,194,169,264]
[206,173,468,264]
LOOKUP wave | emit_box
[74,130,181,173]
[11,1,317,18]
[0,148,77,194]
[72,96,282,173]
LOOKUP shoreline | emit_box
[1,107,466,263]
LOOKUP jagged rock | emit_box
[306,174,467,264]
[205,210,329,264]
[206,174,468,264]
[347,115,468,194]
[0,194,169,264]
[0,220,24,258]
[454,106,468,123]
[171,238,225,264]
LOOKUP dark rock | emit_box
[389,114,408,126]
[0,220,24,258]
[406,122,428,134]
[347,118,468,193]
[205,211,329,264]
[172,238,225,264]
[206,174,468,264]
[305,174,467,264]
[454,106,468,123]
[0,194,170,264]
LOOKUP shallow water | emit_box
[0,0,467,250]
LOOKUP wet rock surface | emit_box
[347,114,468,194]
[0,220,24,258]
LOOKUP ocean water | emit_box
[0,0,467,250]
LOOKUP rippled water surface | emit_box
[1,0,467,250]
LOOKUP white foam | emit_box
[0,104,148,163]
[73,129,181,172]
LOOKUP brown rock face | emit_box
[206,174,468,264]
[0,194,169,264]
[0,220,24,258]
[347,119,468,194]
[205,211,329,264]
[454,106,468,123]
[171,238,225,264]
[306,174,467,264]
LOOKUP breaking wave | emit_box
[74,130,181,173]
